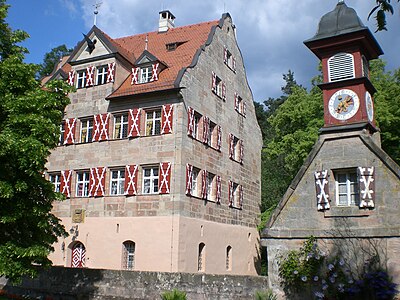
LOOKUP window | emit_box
[191,167,200,197]
[224,47,236,71]
[193,113,201,140]
[335,171,360,206]
[96,65,108,85]
[328,52,355,82]
[59,122,65,145]
[76,70,86,88]
[206,172,215,201]
[226,246,232,271]
[80,118,94,143]
[215,76,223,97]
[198,243,205,272]
[235,94,245,115]
[110,169,125,195]
[49,173,61,192]
[232,182,240,207]
[122,241,135,270]
[140,66,152,83]
[114,113,129,139]
[76,171,90,197]
[208,121,216,147]
[142,166,159,194]
[145,110,161,136]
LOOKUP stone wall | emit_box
[1,267,269,300]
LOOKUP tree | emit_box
[37,44,72,79]
[368,0,400,31]
[0,1,72,281]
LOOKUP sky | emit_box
[6,0,400,102]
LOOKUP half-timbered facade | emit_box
[261,2,400,295]
[45,11,262,275]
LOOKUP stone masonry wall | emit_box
[2,267,269,300]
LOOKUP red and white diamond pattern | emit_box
[72,242,86,268]
[106,62,115,83]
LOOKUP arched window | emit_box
[122,241,135,270]
[71,241,86,268]
[328,53,355,82]
[198,243,205,272]
[226,246,232,271]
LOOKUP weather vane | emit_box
[93,1,103,26]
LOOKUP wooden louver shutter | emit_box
[239,140,244,164]
[211,72,217,93]
[358,167,375,208]
[67,70,76,86]
[222,82,226,101]
[216,125,222,151]
[63,118,76,145]
[86,66,95,87]
[239,185,243,209]
[314,170,330,211]
[92,113,110,142]
[89,167,106,197]
[125,165,138,196]
[216,175,222,204]
[161,104,173,134]
[60,170,72,198]
[159,162,171,194]
[185,164,193,196]
[202,116,210,144]
[128,108,141,138]
[201,169,208,199]
[106,62,116,83]
[229,134,234,159]
[228,180,234,207]
[187,107,195,138]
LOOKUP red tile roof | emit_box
[107,20,219,99]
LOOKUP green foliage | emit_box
[254,289,277,300]
[37,44,72,79]
[160,289,187,300]
[0,0,72,281]
[368,0,400,31]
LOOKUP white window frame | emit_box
[122,241,135,270]
[96,65,108,85]
[192,168,200,197]
[232,136,240,161]
[59,122,65,145]
[76,171,90,197]
[145,110,162,136]
[232,182,240,207]
[49,173,61,193]
[110,168,125,195]
[140,66,152,83]
[335,171,360,206]
[76,70,86,88]
[113,113,129,139]
[216,76,223,98]
[206,172,215,201]
[80,118,94,143]
[208,121,216,147]
[193,114,201,140]
[142,166,159,194]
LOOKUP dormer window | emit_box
[76,70,86,88]
[140,66,152,83]
[328,52,355,82]
[96,65,108,85]
[131,63,160,85]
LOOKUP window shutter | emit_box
[89,167,106,197]
[131,67,140,85]
[60,170,72,198]
[201,169,208,199]
[64,118,76,145]
[187,107,195,138]
[239,185,243,209]
[239,140,244,164]
[229,133,234,159]
[243,101,247,116]
[228,180,234,207]
[92,113,110,142]
[232,57,236,72]
[151,63,159,81]
[234,92,239,111]
[106,62,116,83]
[328,53,355,82]
[67,70,76,86]
[223,46,228,64]
[161,104,173,134]
[128,108,141,138]
[159,162,171,194]
[211,72,217,93]
[202,116,210,144]
[86,66,95,87]
[185,163,193,196]
[358,167,375,208]
[314,170,330,211]
[222,81,226,101]
[125,165,138,196]
[216,175,222,204]
[216,125,222,151]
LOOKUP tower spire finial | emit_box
[93,1,102,26]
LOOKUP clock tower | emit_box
[304,1,383,131]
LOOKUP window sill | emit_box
[324,206,374,218]
[229,157,243,165]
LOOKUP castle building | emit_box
[44,11,262,275]
[261,1,400,293]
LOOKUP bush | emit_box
[160,289,187,300]
[255,289,278,300]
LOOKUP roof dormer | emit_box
[130,50,167,85]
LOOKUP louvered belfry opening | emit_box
[328,52,355,82]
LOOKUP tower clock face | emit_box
[365,91,374,122]
[328,89,360,121]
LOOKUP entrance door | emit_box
[71,242,86,268]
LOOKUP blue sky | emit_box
[6,0,400,102]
